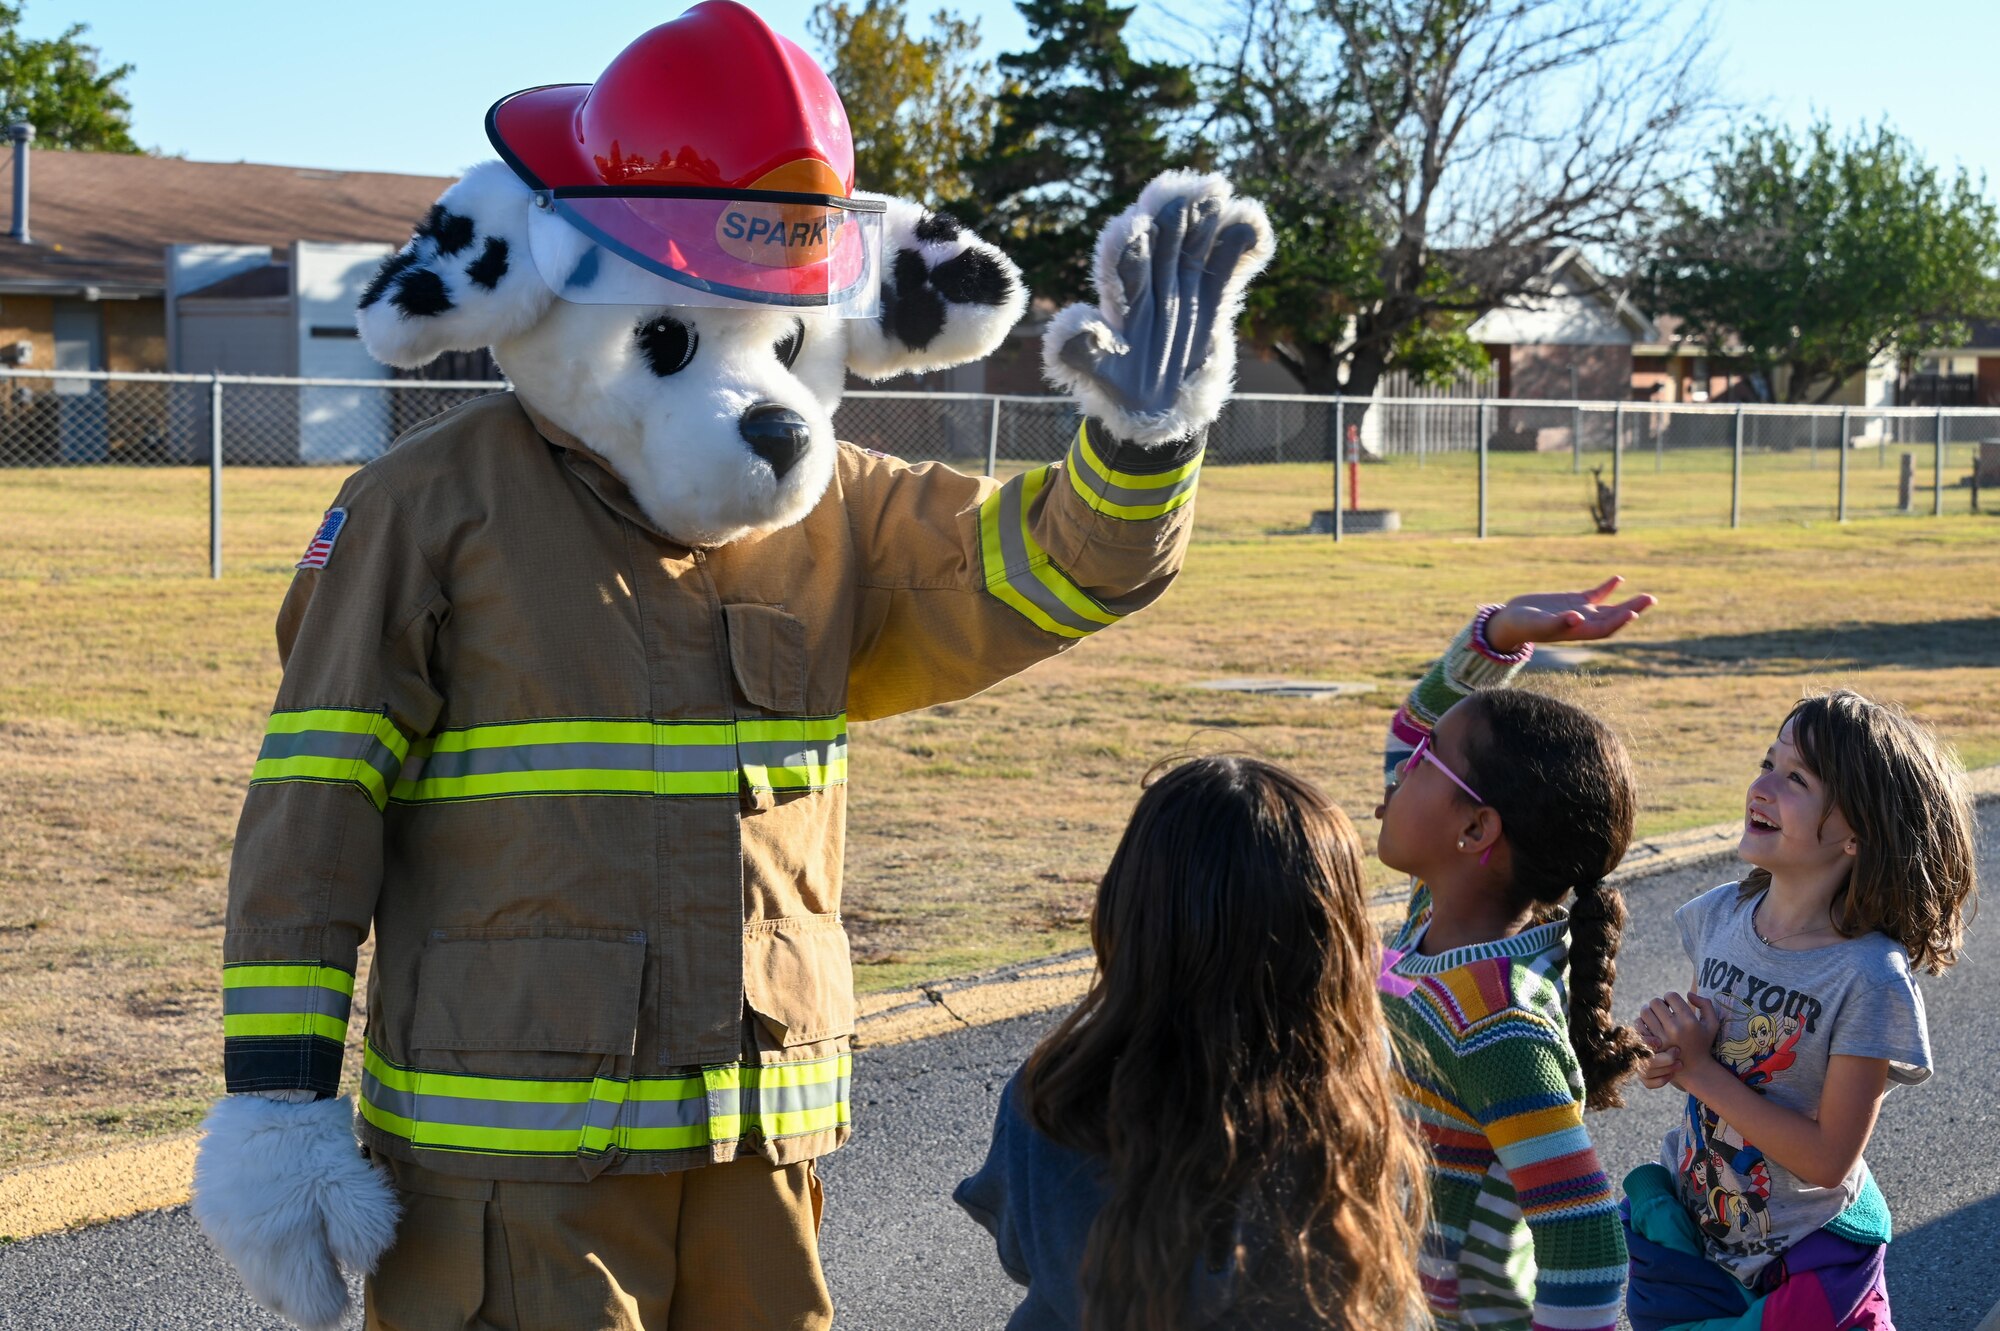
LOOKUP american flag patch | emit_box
[297,508,348,569]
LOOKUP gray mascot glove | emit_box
[192,1093,400,1330]
[1042,172,1275,445]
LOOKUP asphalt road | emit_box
[3,805,1995,1331]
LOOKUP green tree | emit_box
[1208,0,1480,395]
[0,3,138,153]
[812,0,995,203]
[1203,0,1715,399]
[962,0,1199,306]
[1645,121,2000,403]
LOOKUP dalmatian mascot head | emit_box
[350,0,1270,546]
[352,0,1028,546]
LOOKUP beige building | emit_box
[0,147,452,461]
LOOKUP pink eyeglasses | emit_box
[1398,731,1496,864]
[1399,732,1485,803]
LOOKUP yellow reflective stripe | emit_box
[252,709,411,812]
[393,716,847,803]
[738,716,849,792]
[221,962,353,1043]
[1065,421,1203,520]
[1071,420,1201,488]
[610,1125,714,1152]
[1065,461,1200,521]
[249,754,389,808]
[357,1095,415,1140]
[755,1055,852,1088]
[978,467,1119,640]
[359,1047,851,1158]
[1016,469,1118,628]
[223,1012,348,1041]
[735,717,846,743]
[264,708,412,763]
[424,719,735,752]
[223,964,355,997]
[758,1102,849,1139]
[394,768,703,801]
[365,1052,620,1105]
[740,760,851,791]
[977,469,1066,635]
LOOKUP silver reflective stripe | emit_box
[737,735,847,769]
[758,1077,843,1117]
[412,741,736,781]
[257,729,403,785]
[1067,437,1201,511]
[626,1094,709,1133]
[222,986,353,1020]
[991,479,1111,636]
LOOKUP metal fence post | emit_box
[1477,400,1489,538]
[1934,409,1946,516]
[1656,413,1664,474]
[1331,398,1344,543]
[1837,407,1850,522]
[985,397,1000,478]
[1612,401,1624,531]
[209,373,224,579]
[1572,402,1583,473]
[1731,405,1744,529]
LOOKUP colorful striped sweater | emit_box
[1381,888,1626,1330]
[1376,610,1625,1330]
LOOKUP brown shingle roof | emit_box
[0,149,452,296]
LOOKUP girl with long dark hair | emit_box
[955,756,1430,1330]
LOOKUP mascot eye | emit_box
[774,319,805,370]
[635,316,698,377]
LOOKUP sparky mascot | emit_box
[190,4,1273,1327]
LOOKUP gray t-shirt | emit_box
[1657,881,1931,1285]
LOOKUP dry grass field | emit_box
[3,450,1998,1171]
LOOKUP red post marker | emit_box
[1346,423,1362,511]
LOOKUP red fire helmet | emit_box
[488,1,883,314]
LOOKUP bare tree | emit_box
[1200,0,1718,398]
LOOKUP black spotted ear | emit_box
[844,195,1027,380]
[355,161,559,369]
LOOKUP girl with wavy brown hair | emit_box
[1626,689,1977,1328]
[954,755,1430,1330]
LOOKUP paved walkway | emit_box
[3,804,1995,1329]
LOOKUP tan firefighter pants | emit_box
[364,1154,833,1331]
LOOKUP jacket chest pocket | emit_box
[722,603,807,715]
[410,928,647,1063]
[721,603,846,809]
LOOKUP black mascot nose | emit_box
[738,403,812,479]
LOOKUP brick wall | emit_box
[1507,343,1634,400]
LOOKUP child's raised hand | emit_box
[1639,1047,1681,1091]
[1484,576,1656,654]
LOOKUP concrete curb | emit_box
[7,767,1996,1242]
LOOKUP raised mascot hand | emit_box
[1042,172,1275,446]
[192,1094,400,1330]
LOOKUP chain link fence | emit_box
[3,370,1993,579]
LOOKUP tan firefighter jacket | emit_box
[221,390,1202,1181]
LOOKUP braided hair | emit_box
[1456,689,1650,1109]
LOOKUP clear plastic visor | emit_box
[526,191,883,316]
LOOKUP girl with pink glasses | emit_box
[1373,578,1656,1331]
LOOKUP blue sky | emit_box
[37,0,2000,190]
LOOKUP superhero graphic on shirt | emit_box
[1677,1005,1805,1246]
